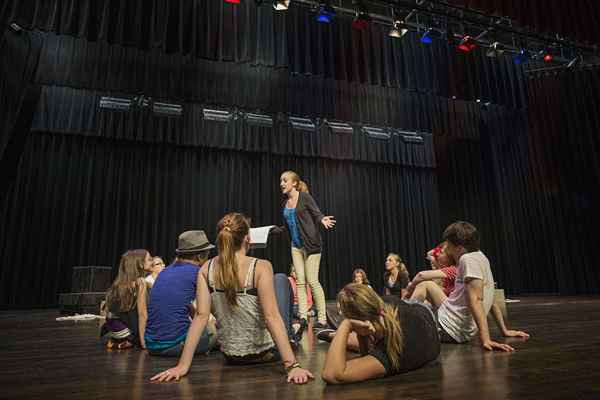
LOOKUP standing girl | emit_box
[274,171,335,329]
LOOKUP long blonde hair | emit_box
[216,213,251,308]
[281,170,309,193]
[388,253,408,275]
[106,249,147,312]
[337,283,404,371]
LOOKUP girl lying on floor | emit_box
[320,284,440,384]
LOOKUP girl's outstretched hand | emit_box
[150,365,189,382]
[286,367,315,384]
[321,216,336,229]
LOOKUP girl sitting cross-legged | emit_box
[101,249,152,349]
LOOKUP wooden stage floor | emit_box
[1,296,599,400]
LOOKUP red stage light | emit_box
[544,54,553,62]
[352,17,370,31]
[457,36,477,52]
[225,0,241,3]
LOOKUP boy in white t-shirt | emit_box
[408,221,529,351]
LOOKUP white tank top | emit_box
[208,258,275,356]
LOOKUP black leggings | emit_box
[225,348,281,365]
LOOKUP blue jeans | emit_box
[148,329,214,357]
[273,273,294,339]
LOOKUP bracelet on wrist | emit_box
[284,361,301,372]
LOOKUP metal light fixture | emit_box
[486,42,505,57]
[389,20,408,38]
[273,0,290,10]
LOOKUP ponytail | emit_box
[216,228,240,307]
[399,262,408,275]
[215,213,251,308]
[281,170,310,193]
[297,180,309,193]
[388,253,408,276]
[380,302,403,371]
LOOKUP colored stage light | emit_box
[540,49,554,62]
[225,0,241,3]
[316,3,336,23]
[421,28,433,44]
[513,48,530,65]
[457,36,477,52]
[352,2,370,31]
[352,13,371,30]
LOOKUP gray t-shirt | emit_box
[437,251,495,343]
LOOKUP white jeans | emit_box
[291,247,326,321]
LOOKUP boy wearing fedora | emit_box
[145,230,219,356]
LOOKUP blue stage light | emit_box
[316,4,335,23]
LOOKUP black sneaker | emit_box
[289,337,300,349]
[312,321,329,330]
[315,328,336,342]
[292,318,308,342]
[326,308,344,330]
[298,318,308,333]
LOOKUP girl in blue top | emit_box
[273,171,336,329]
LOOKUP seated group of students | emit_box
[101,214,529,385]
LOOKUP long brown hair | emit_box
[281,170,309,193]
[337,284,403,371]
[106,249,148,312]
[352,268,370,285]
[216,213,251,307]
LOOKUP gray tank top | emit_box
[207,258,275,356]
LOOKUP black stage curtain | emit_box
[436,109,561,294]
[1,0,527,108]
[521,69,600,294]
[438,69,600,295]
[0,28,42,166]
[0,131,439,307]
